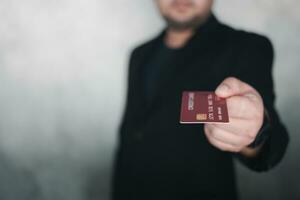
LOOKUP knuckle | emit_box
[226,76,238,83]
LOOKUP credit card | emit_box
[180,91,229,124]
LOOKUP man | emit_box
[112,0,289,199]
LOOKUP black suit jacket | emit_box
[112,15,289,200]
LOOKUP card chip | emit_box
[196,113,207,120]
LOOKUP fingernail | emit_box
[216,84,230,95]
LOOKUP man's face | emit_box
[156,0,213,30]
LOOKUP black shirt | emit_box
[142,42,179,106]
[112,14,289,200]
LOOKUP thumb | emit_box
[215,77,249,98]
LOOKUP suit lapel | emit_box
[132,34,165,120]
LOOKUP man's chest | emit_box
[152,46,237,96]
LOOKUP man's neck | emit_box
[164,13,213,49]
[164,28,195,49]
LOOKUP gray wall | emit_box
[0,0,299,199]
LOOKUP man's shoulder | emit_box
[221,23,273,49]
[129,33,162,58]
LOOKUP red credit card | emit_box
[180,91,229,124]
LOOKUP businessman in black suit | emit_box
[111,0,289,199]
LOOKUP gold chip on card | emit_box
[196,113,207,120]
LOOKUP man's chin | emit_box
[164,16,205,31]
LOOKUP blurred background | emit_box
[0,0,299,199]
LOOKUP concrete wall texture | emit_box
[0,0,299,199]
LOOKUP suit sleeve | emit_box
[232,34,289,172]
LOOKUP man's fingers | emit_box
[215,77,253,98]
[215,77,263,119]
[211,119,257,140]
[204,124,250,148]
[227,94,264,122]
[204,125,241,152]
[205,76,265,153]
[226,95,254,119]
[207,137,240,152]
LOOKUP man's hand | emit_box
[204,77,264,154]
